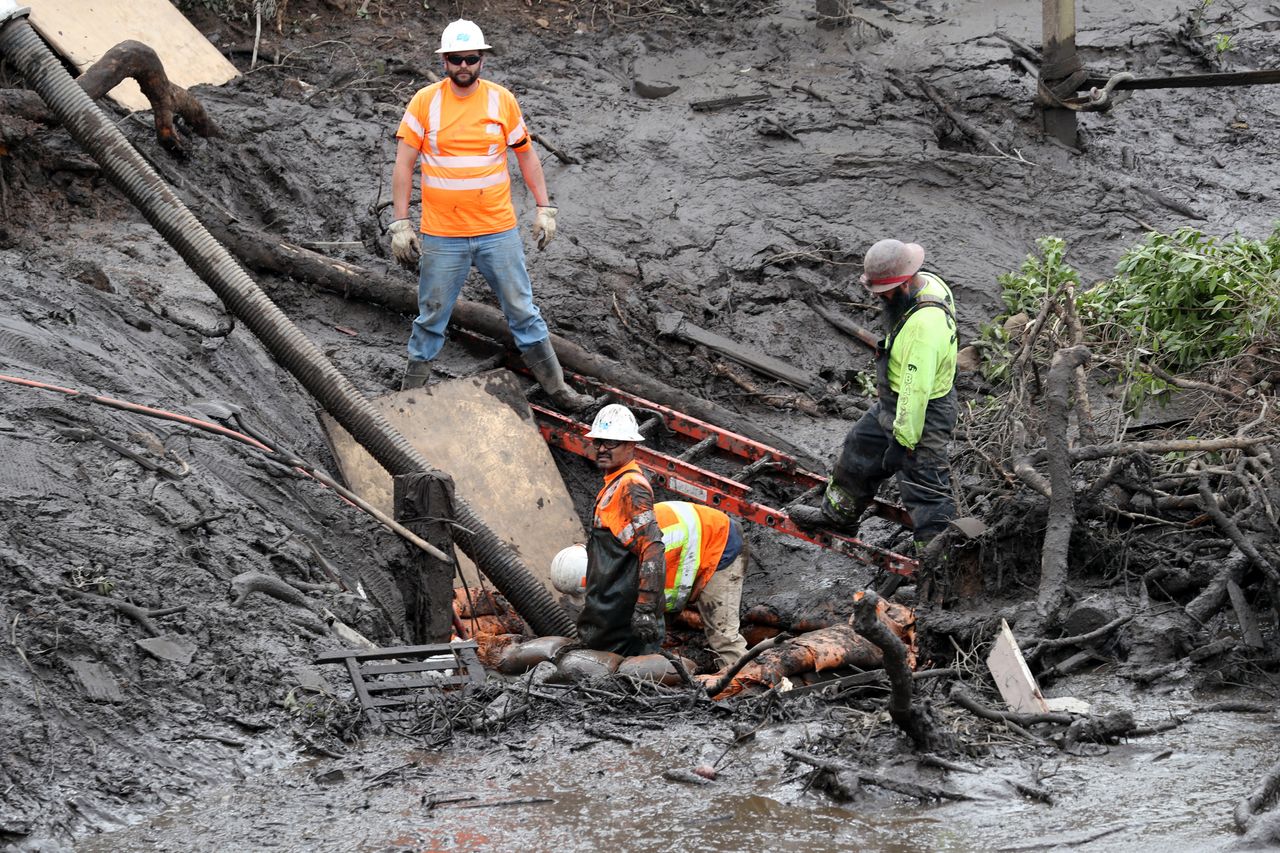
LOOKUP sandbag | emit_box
[555,648,624,682]
[495,635,575,675]
[617,653,695,687]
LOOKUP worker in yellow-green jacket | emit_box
[791,238,958,547]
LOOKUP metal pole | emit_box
[1041,0,1079,147]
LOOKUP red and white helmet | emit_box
[550,544,588,595]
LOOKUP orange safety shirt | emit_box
[654,501,731,612]
[395,79,529,238]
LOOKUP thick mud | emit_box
[2,0,1279,848]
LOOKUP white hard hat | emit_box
[436,20,492,54]
[551,544,588,595]
[585,403,645,443]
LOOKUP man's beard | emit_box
[880,287,917,330]
[447,66,479,87]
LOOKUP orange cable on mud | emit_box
[0,372,452,563]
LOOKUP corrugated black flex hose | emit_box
[0,12,575,638]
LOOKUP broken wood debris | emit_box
[690,93,770,112]
[783,749,975,801]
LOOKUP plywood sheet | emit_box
[28,0,239,111]
[985,619,1049,714]
[320,371,585,597]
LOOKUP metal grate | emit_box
[316,641,485,725]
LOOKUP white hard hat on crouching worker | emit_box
[436,19,492,54]
[551,544,588,595]
[861,238,925,294]
[585,403,645,443]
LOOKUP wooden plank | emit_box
[1227,579,1265,649]
[394,473,458,643]
[27,0,239,112]
[315,641,474,664]
[319,371,584,596]
[360,660,461,676]
[654,312,817,390]
[986,619,1050,714]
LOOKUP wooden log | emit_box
[1038,345,1090,617]
[804,298,880,352]
[192,210,825,469]
[393,472,459,643]
[654,312,819,391]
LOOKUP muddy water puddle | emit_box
[75,694,1277,853]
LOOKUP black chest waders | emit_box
[577,526,650,655]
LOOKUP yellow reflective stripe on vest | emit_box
[661,501,702,611]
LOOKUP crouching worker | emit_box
[553,500,750,668]
[568,404,666,656]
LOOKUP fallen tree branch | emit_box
[1198,473,1280,621]
[783,748,975,801]
[1025,614,1132,662]
[705,632,792,697]
[950,688,1074,727]
[855,592,955,751]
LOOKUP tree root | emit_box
[1236,759,1280,834]
[1,40,217,155]
[230,571,312,611]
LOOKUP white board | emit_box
[28,0,239,111]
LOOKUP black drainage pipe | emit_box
[0,7,575,638]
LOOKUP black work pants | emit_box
[830,390,957,542]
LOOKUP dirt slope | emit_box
[1,0,1278,846]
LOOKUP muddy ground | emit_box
[1,0,1279,848]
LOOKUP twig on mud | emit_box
[1235,758,1280,833]
[584,725,636,746]
[451,796,554,810]
[918,753,1054,804]
[60,586,186,637]
[531,132,580,165]
[913,76,1038,167]
[10,614,43,709]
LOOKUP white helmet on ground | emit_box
[551,544,588,595]
[436,20,492,54]
[585,403,645,442]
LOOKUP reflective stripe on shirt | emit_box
[661,501,702,611]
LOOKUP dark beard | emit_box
[879,287,917,331]
[447,66,479,87]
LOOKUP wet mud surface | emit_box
[2,0,1279,848]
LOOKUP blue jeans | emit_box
[407,227,549,362]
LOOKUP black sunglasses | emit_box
[594,439,626,450]
[444,53,483,66]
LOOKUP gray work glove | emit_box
[533,206,557,251]
[388,218,420,269]
[631,607,664,648]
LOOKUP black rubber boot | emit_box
[521,338,593,412]
[401,358,432,391]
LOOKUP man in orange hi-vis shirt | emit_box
[387,19,591,411]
